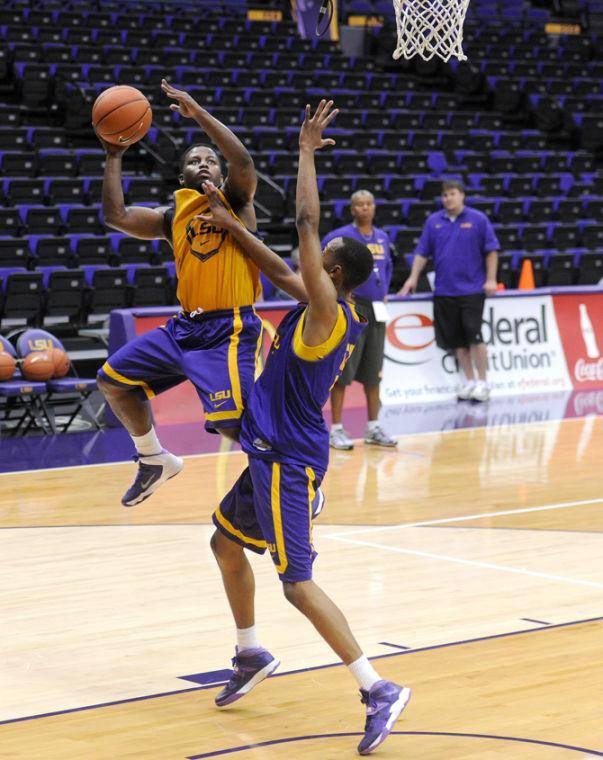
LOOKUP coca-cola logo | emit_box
[572,390,603,416]
[574,358,603,382]
[385,312,435,365]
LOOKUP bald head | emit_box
[350,189,376,227]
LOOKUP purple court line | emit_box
[1,613,602,727]
[379,641,410,650]
[186,730,603,759]
[521,618,551,626]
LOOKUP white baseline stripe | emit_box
[0,414,585,477]
[324,497,603,539]
[327,535,603,589]
[0,448,245,477]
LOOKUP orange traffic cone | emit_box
[518,258,535,290]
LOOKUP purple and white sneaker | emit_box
[121,449,184,507]
[357,680,411,755]
[312,487,325,519]
[215,647,280,707]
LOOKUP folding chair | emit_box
[16,329,100,433]
[0,335,52,436]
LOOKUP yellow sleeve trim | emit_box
[292,305,347,362]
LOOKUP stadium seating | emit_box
[0,0,598,333]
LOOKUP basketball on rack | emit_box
[0,350,16,381]
[92,85,152,146]
[22,351,55,381]
[50,348,70,379]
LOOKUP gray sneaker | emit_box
[330,428,354,450]
[364,425,397,447]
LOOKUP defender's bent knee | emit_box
[210,529,243,564]
[283,581,310,610]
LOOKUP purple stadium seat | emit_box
[15,328,100,433]
[0,334,52,436]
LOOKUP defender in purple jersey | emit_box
[202,101,411,755]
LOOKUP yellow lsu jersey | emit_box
[169,187,261,312]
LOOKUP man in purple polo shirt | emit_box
[322,189,397,449]
[400,180,499,402]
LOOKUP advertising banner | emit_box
[381,295,573,405]
[552,294,603,390]
[107,288,602,426]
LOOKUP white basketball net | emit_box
[392,0,470,62]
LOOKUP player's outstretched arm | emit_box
[296,100,340,346]
[98,135,167,239]
[161,79,256,211]
[199,181,308,302]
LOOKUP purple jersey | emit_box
[321,224,393,301]
[415,206,500,296]
[241,300,366,471]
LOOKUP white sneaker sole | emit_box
[359,687,412,756]
[123,456,184,507]
[216,657,280,707]
[312,489,325,519]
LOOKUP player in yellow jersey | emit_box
[96,80,299,506]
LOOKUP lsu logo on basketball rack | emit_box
[27,338,54,351]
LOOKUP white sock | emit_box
[348,655,381,691]
[237,625,260,652]
[331,423,343,432]
[367,420,380,432]
[132,427,162,457]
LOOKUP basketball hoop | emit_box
[392,0,471,62]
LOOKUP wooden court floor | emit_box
[1,415,602,759]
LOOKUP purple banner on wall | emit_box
[291,0,339,40]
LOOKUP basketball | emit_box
[0,350,16,381]
[21,350,55,381]
[92,85,152,146]
[50,347,70,378]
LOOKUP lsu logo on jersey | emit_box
[271,332,282,352]
[185,213,227,262]
[28,338,54,351]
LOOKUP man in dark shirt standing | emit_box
[400,180,500,402]
[322,190,397,450]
